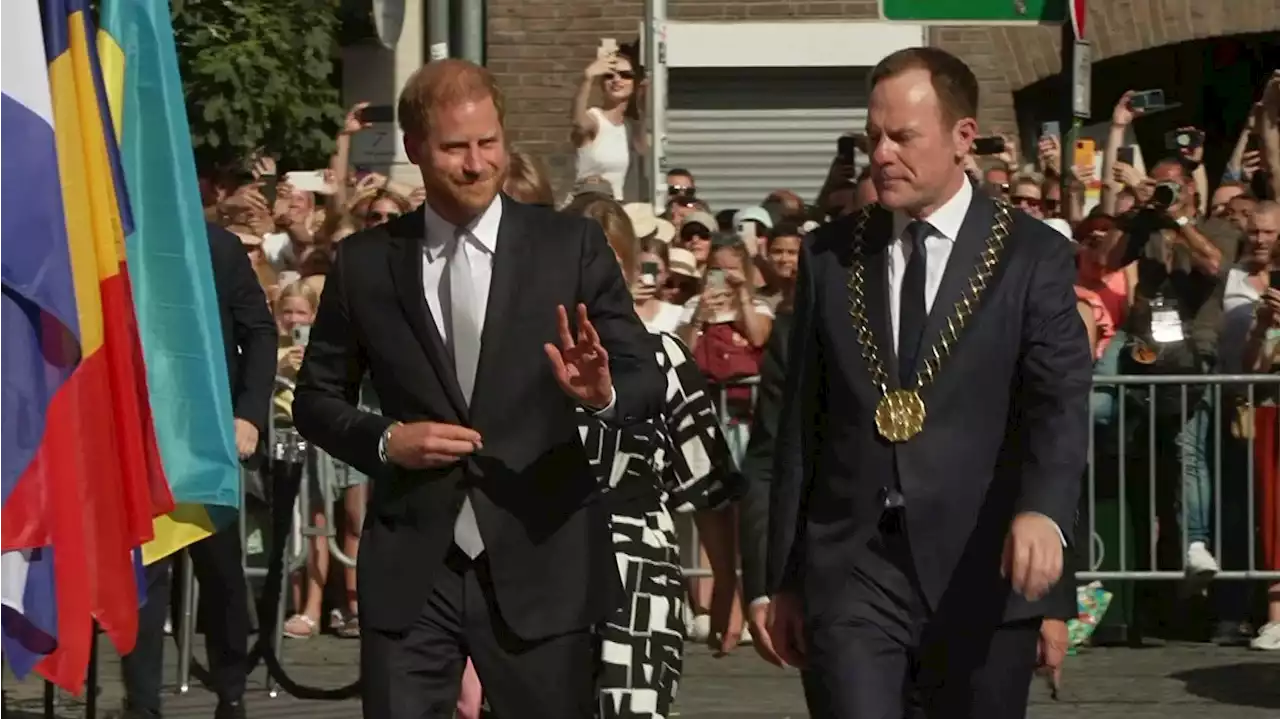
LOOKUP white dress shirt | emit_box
[887,178,974,351]
[422,197,502,342]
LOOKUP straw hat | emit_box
[667,247,700,279]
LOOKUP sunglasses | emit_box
[606,71,635,81]
[1012,195,1041,208]
[369,211,401,223]
[668,184,694,196]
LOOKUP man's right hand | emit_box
[765,592,806,669]
[384,421,483,469]
[748,599,782,666]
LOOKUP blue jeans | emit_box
[1178,396,1213,546]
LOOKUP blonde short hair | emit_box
[505,149,554,206]
[397,59,505,138]
[562,194,638,279]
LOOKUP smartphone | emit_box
[705,269,727,291]
[1040,121,1060,139]
[639,261,660,287]
[597,37,618,60]
[1129,89,1165,111]
[1116,145,1136,166]
[1074,138,1096,169]
[285,170,329,194]
[291,324,312,346]
[738,221,759,251]
[1246,133,1262,154]
[1164,128,1203,151]
[973,136,1006,156]
[260,173,278,206]
[837,134,859,165]
[357,105,395,124]
[1270,270,1280,292]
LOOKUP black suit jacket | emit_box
[292,196,664,638]
[207,223,277,434]
[767,193,1092,623]
[739,310,792,604]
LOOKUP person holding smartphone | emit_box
[632,238,685,333]
[571,40,643,200]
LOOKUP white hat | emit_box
[624,202,660,240]
[666,247,700,278]
[733,206,774,230]
[1043,217,1074,241]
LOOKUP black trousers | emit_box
[803,513,1040,719]
[361,547,595,719]
[120,523,250,711]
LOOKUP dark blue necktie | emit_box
[898,220,930,388]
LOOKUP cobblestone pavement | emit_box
[4,636,1277,718]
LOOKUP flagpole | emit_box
[85,622,100,719]
[43,680,55,719]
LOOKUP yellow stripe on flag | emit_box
[141,504,218,565]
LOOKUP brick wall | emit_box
[488,0,1279,195]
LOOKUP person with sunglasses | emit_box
[571,43,642,200]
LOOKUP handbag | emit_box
[693,323,762,407]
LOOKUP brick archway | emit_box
[931,0,1280,133]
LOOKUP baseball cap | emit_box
[733,206,774,230]
[667,247,700,278]
[681,210,717,235]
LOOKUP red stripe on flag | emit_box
[31,269,172,693]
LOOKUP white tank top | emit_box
[574,107,629,200]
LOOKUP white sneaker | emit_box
[1250,621,1280,651]
[1185,541,1220,581]
[739,624,753,645]
[688,613,711,641]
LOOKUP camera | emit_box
[1149,180,1182,210]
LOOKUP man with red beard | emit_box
[292,59,664,719]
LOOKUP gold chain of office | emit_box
[846,201,1015,443]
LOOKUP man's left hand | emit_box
[544,303,614,410]
[1037,618,1069,697]
[233,418,259,460]
[1002,512,1063,601]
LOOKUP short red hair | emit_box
[397,59,505,138]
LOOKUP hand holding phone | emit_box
[973,136,1007,156]
[357,105,395,124]
[1040,121,1061,139]
[261,173,279,207]
[597,38,618,60]
[1128,89,1166,112]
[1116,146,1135,166]
[291,324,312,346]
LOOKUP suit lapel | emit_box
[386,209,470,421]
[860,206,899,390]
[918,190,995,376]
[470,195,530,419]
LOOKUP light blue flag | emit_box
[99,0,241,562]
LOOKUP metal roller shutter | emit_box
[666,66,869,213]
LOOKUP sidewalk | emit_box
[4,636,1278,718]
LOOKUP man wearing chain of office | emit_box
[764,46,1093,719]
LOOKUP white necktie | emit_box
[449,229,484,558]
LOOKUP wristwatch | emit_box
[1175,215,1191,228]
[377,422,401,464]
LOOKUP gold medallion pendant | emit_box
[875,389,927,443]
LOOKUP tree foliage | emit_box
[172,0,343,172]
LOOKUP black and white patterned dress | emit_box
[578,331,742,719]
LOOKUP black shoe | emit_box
[214,699,246,719]
[109,702,161,719]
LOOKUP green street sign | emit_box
[879,0,1066,24]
